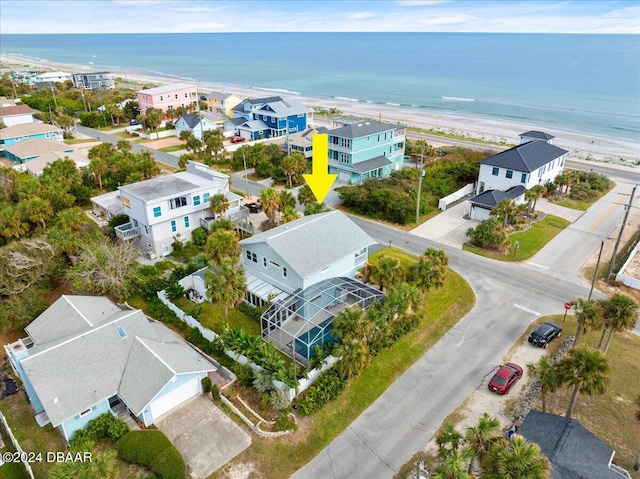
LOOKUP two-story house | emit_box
[4,295,216,442]
[173,113,219,140]
[326,120,406,184]
[238,210,382,365]
[72,71,115,90]
[231,96,307,140]
[33,71,73,88]
[288,126,329,159]
[1,123,64,153]
[469,131,568,220]
[136,83,198,114]
[205,91,243,117]
[3,138,75,165]
[114,161,242,258]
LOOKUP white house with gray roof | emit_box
[4,295,216,442]
[469,132,568,220]
[115,161,243,258]
[239,210,375,307]
[173,113,219,140]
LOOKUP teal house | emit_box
[327,120,406,184]
[1,123,64,154]
[3,138,74,164]
[4,296,216,442]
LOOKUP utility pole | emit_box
[606,185,637,281]
[415,145,426,224]
[588,239,604,300]
[49,81,57,109]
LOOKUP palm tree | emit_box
[570,297,599,347]
[51,448,115,478]
[481,435,550,479]
[409,248,448,291]
[436,424,464,459]
[433,449,473,479]
[53,207,86,232]
[202,128,225,163]
[281,206,300,224]
[0,203,29,239]
[205,259,247,321]
[209,193,229,218]
[205,230,240,267]
[297,184,316,206]
[465,413,501,474]
[88,142,116,191]
[260,187,281,224]
[333,338,371,380]
[597,293,638,353]
[525,185,547,215]
[17,196,54,229]
[385,282,421,316]
[278,190,296,211]
[527,356,561,412]
[491,199,517,228]
[554,173,568,196]
[371,256,402,291]
[559,346,609,418]
[332,307,370,342]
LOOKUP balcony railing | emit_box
[115,222,141,240]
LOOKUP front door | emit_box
[161,241,170,256]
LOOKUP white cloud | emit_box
[396,0,450,6]
[602,6,640,18]
[417,14,476,25]
[349,11,377,20]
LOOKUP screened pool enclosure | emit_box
[260,277,384,366]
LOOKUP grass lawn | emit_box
[64,138,97,145]
[173,297,260,336]
[159,145,185,153]
[463,214,570,261]
[214,249,476,479]
[536,314,640,477]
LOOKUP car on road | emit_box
[528,321,562,348]
[245,202,261,213]
[488,362,523,395]
[231,136,246,143]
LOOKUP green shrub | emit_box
[201,376,212,394]
[274,414,297,432]
[116,430,186,479]
[211,384,220,402]
[299,369,346,416]
[146,298,179,323]
[191,227,208,246]
[165,281,185,301]
[69,413,130,450]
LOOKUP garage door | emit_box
[339,171,351,182]
[150,376,201,421]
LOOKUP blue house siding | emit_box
[138,372,205,426]
[60,400,111,442]
[2,132,55,148]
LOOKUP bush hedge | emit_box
[69,413,130,450]
[298,369,346,416]
[116,430,186,479]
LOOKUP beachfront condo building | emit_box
[326,120,406,184]
[113,161,243,258]
[205,91,243,117]
[231,96,307,140]
[136,83,198,114]
[72,72,115,90]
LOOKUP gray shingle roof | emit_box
[481,140,568,173]
[206,91,234,101]
[520,130,555,141]
[178,113,201,129]
[518,410,626,479]
[20,296,216,427]
[351,155,393,173]
[469,185,526,208]
[239,119,268,131]
[255,98,307,116]
[240,211,374,278]
[329,121,399,139]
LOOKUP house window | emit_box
[203,193,210,203]
[246,250,251,260]
[122,197,131,208]
[184,216,190,228]
[269,260,280,267]
[144,225,148,235]
[185,93,188,98]
[153,206,162,217]
[506,170,513,179]
[521,173,527,183]
[340,153,350,164]
[251,252,257,263]
[263,257,267,268]
[171,220,177,232]
[175,94,178,99]
[283,267,288,278]
[160,96,163,101]
[193,195,201,206]
[492,167,499,176]
[170,197,187,209]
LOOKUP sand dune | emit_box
[3,54,638,167]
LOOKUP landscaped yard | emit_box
[463,214,570,261]
[173,297,260,336]
[214,248,476,479]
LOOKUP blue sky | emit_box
[1,0,639,34]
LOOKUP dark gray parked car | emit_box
[528,321,562,348]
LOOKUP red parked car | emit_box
[230,136,246,143]
[488,362,523,395]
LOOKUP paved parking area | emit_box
[410,201,479,248]
[156,394,251,479]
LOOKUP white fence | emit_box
[438,183,475,210]
[0,410,35,479]
[615,242,640,290]
[157,287,334,400]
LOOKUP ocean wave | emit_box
[334,96,359,102]
[442,96,475,102]
[253,86,301,95]
[385,102,401,106]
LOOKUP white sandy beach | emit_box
[3,54,639,167]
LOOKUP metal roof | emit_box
[138,83,196,95]
[0,122,62,139]
[329,120,399,139]
[520,130,555,141]
[351,155,394,173]
[469,185,526,208]
[480,140,568,173]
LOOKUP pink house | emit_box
[136,83,198,114]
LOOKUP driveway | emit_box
[410,201,478,248]
[156,394,251,479]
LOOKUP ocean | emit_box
[1,33,639,141]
